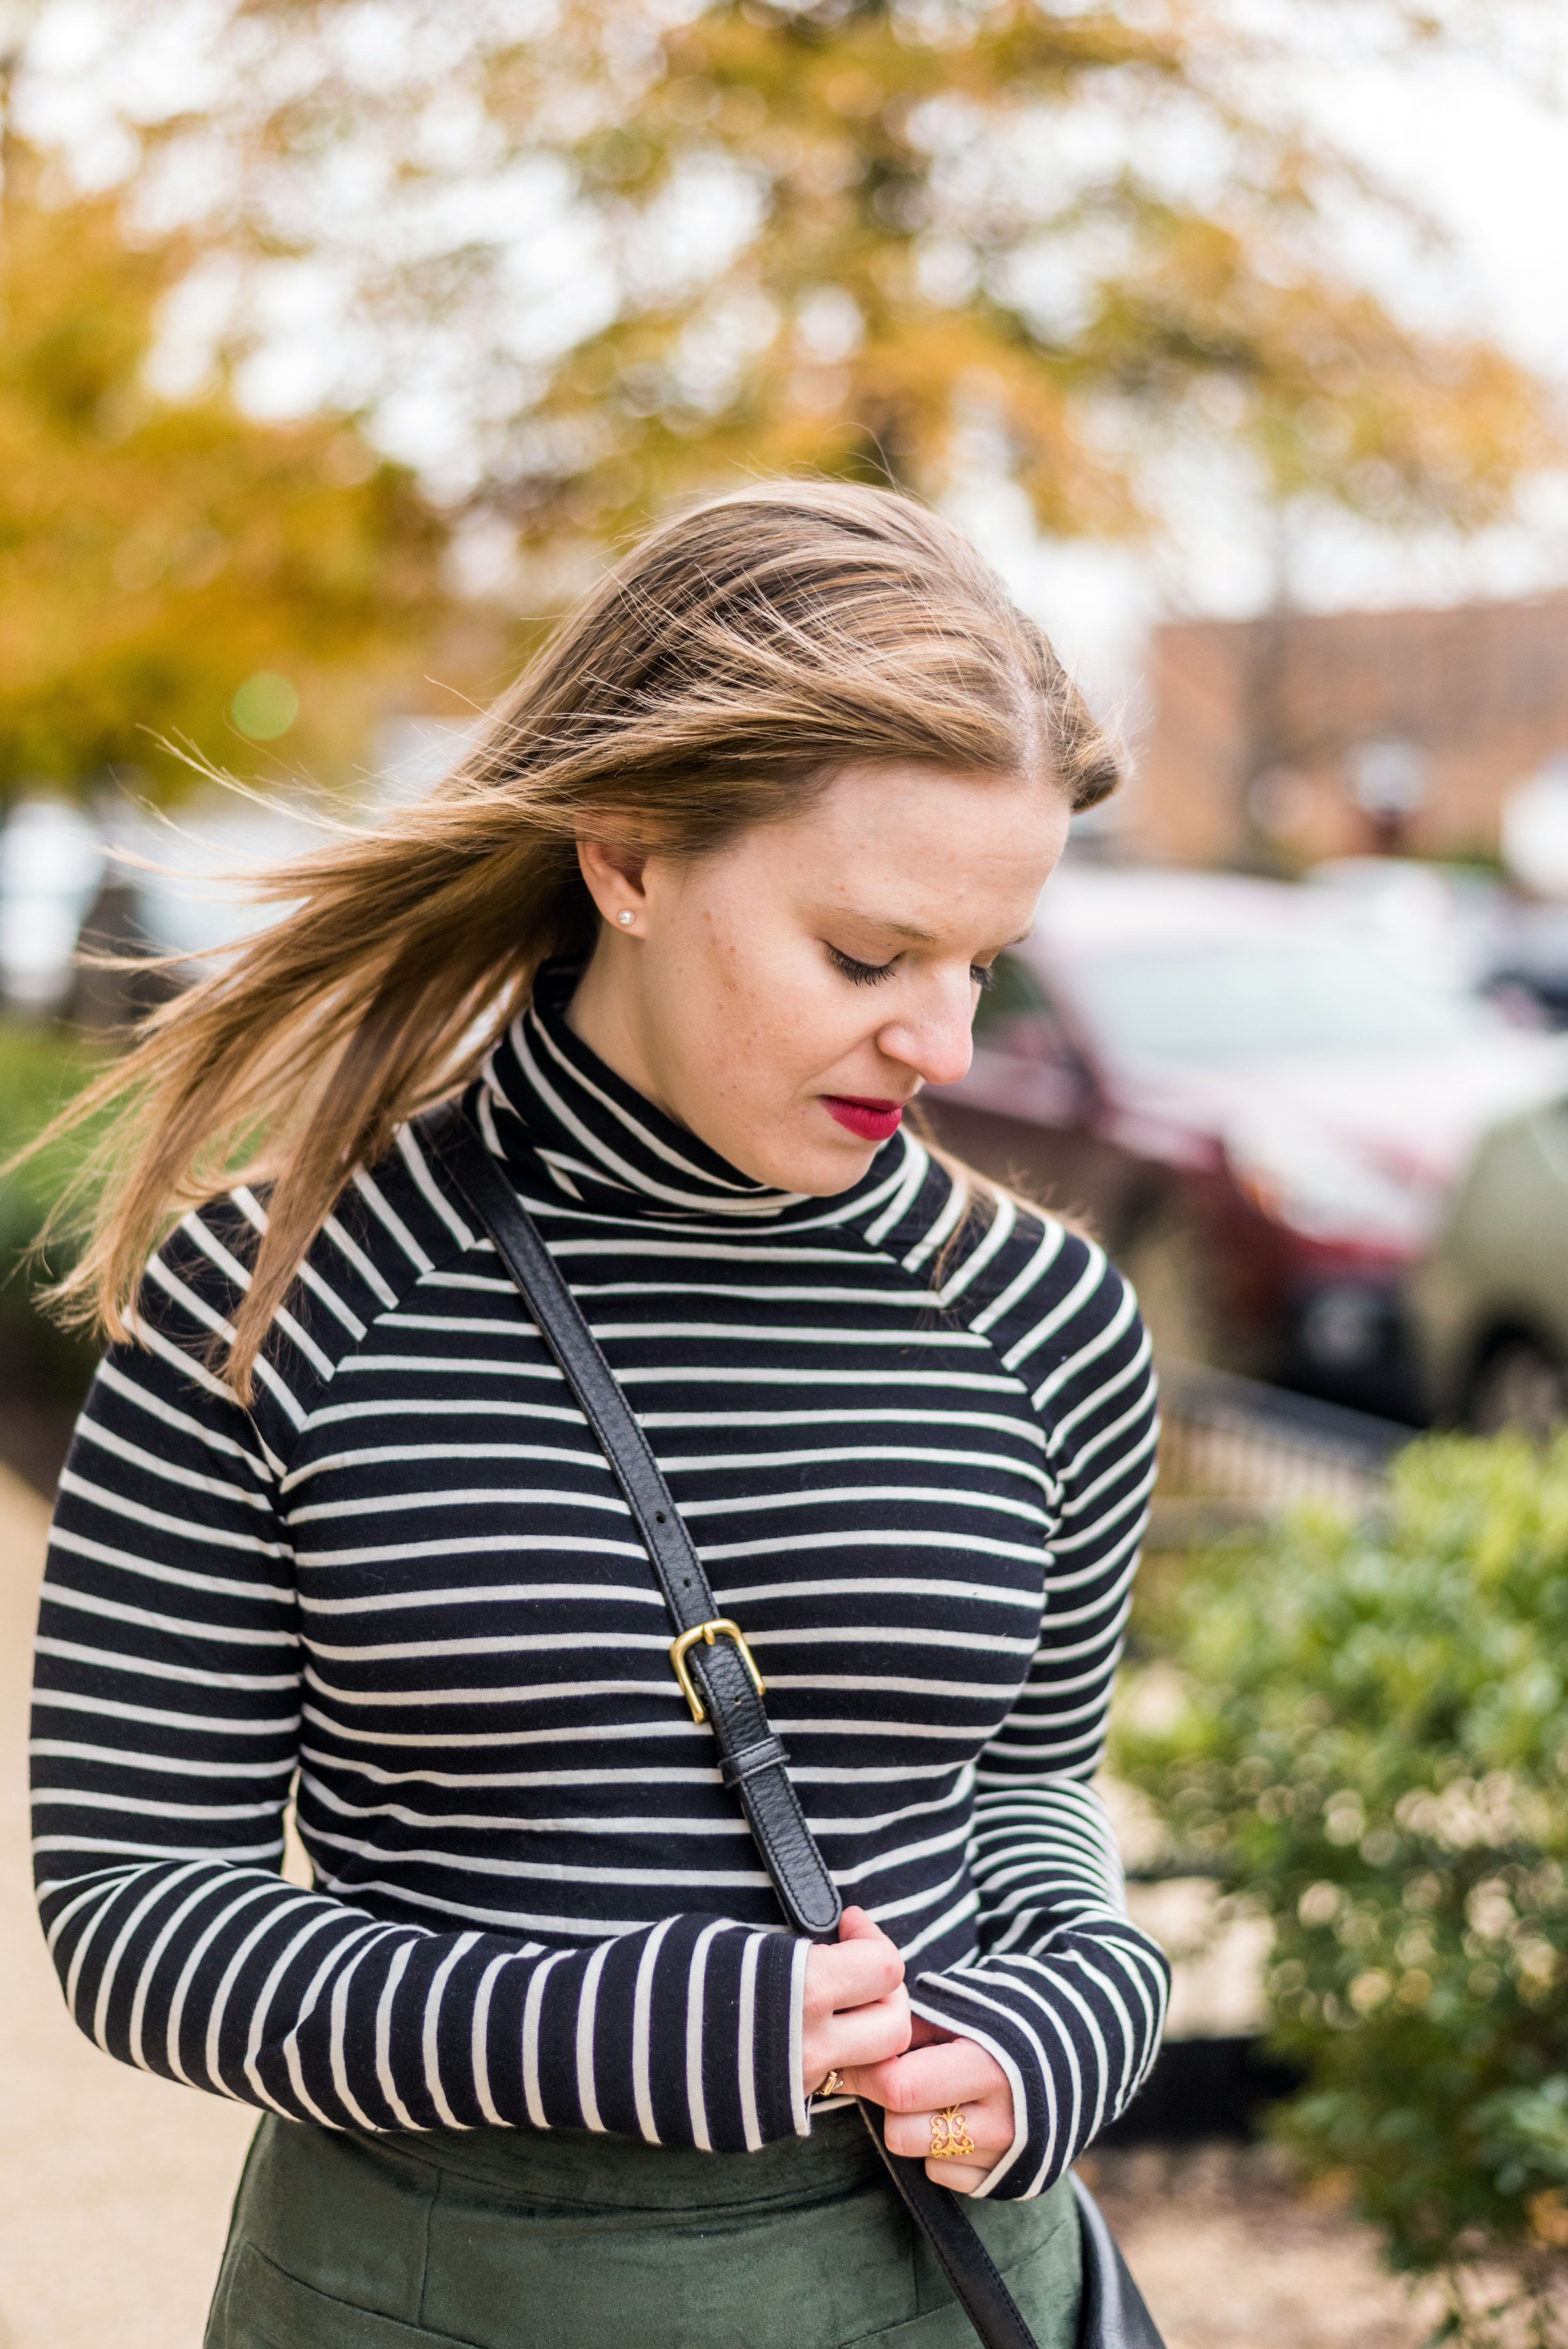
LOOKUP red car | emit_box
[922,864,1568,1417]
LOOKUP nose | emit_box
[876,981,975,1092]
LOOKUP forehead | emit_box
[755,761,1068,924]
[805,759,1062,845]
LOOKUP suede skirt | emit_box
[205,2105,1082,2349]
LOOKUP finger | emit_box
[805,1939,904,2018]
[838,1905,899,1948]
[925,2161,992,2195]
[908,2015,956,2049]
[815,1991,911,2074]
[882,2097,1010,2163]
[850,2039,1004,2115]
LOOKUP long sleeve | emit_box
[30,1211,808,2151]
[32,1066,1169,2181]
[907,1217,1170,2198]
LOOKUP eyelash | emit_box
[826,945,995,991]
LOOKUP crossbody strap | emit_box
[420,1101,1163,2349]
[422,1101,841,1941]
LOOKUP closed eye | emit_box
[826,944,896,986]
[827,944,999,989]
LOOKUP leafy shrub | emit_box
[0,1016,101,1406]
[1114,1435,1568,2335]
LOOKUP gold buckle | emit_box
[669,1618,766,1724]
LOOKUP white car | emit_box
[1414,1095,1568,1433]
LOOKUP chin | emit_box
[757,1133,880,1198]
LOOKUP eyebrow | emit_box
[831,911,1034,950]
[846,915,943,945]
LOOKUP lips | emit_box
[823,1096,906,1142]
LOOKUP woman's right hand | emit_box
[800,1906,910,2098]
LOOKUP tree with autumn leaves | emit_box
[70,0,1555,568]
[516,0,1555,547]
[0,137,452,799]
[0,0,1560,799]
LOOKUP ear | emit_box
[576,832,651,933]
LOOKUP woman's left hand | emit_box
[841,2016,1014,2195]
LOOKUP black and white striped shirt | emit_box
[32,965,1168,2198]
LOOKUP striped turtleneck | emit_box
[31,964,1168,2197]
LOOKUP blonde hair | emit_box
[29,478,1119,1398]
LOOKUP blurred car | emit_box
[0,800,105,1014]
[922,865,1568,1416]
[1412,1096,1568,1435]
[0,794,318,1027]
[1303,856,1506,991]
[1480,899,1568,1029]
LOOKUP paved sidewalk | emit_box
[0,1465,255,2349]
[1090,2145,1444,2347]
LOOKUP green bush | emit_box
[1115,1436,1568,2335]
[0,1016,103,1405]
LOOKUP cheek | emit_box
[679,922,853,1099]
[659,917,782,1085]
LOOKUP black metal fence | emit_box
[1152,1357,1412,1533]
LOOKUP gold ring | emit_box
[929,2106,977,2160]
[816,2068,846,2099]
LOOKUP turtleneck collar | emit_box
[477,960,909,1225]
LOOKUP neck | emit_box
[562,937,680,1126]
[481,960,822,1222]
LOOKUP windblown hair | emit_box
[28,477,1120,1398]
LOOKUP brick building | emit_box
[1130,589,1568,868]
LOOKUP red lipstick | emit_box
[823,1096,905,1142]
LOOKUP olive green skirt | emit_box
[205,2106,1082,2349]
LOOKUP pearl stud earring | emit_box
[617,910,634,927]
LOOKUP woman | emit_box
[29,480,1168,2348]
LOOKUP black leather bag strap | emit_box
[421,1102,840,1941]
[418,1101,1165,2349]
